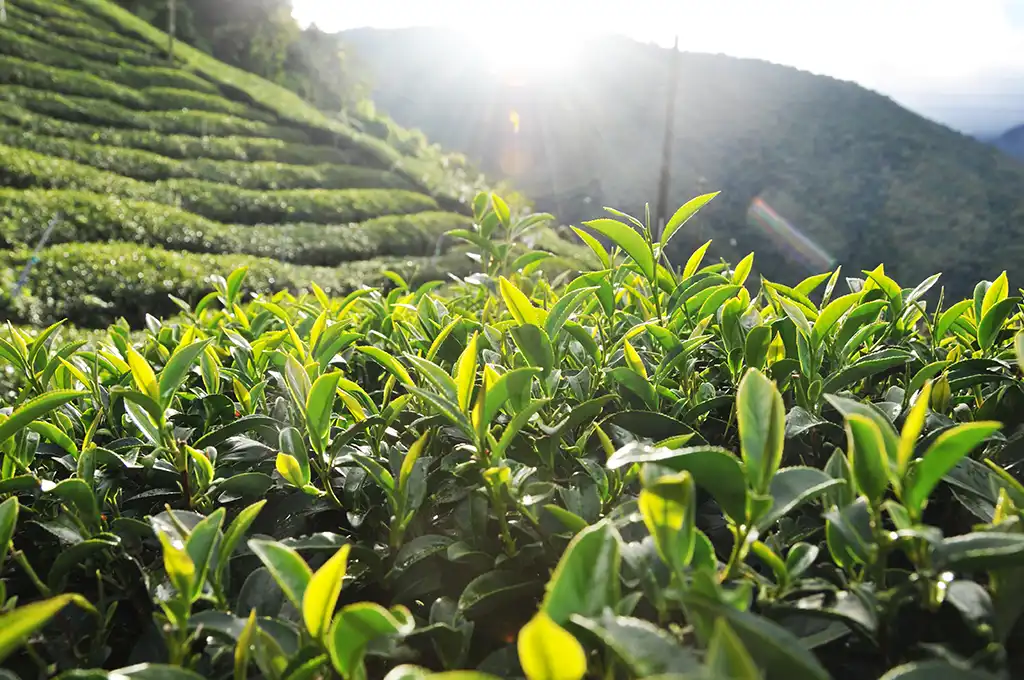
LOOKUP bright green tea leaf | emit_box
[517,611,587,680]
[736,369,785,495]
[248,539,312,610]
[904,421,1002,516]
[581,218,655,281]
[303,544,351,639]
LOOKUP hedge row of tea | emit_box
[0,0,561,327]
[2,192,1024,680]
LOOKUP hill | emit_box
[344,27,1024,296]
[0,0,585,329]
[993,124,1024,161]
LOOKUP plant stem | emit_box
[721,524,751,581]
[651,277,664,324]
[13,548,51,596]
[489,487,516,556]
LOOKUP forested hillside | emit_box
[0,0,584,329]
[115,0,363,111]
[346,27,1024,296]
[994,124,1024,161]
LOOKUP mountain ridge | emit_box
[993,123,1024,161]
[344,26,1024,296]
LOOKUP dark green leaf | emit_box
[541,520,621,626]
[571,611,701,676]
[757,466,845,530]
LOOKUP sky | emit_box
[292,0,1024,134]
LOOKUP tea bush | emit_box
[0,55,148,109]
[0,129,413,189]
[0,23,218,90]
[0,146,428,223]
[0,145,159,198]
[9,0,106,24]
[1,192,1023,680]
[172,159,414,192]
[153,181,440,225]
[0,189,469,265]
[11,2,150,50]
[0,240,476,327]
[141,87,277,122]
[0,87,309,141]
[0,103,366,165]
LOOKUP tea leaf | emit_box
[706,618,762,680]
[581,218,655,280]
[455,332,479,412]
[904,422,1002,516]
[737,369,785,494]
[248,539,312,610]
[0,497,17,573]
[570,611,701,676]
[305,370,342,453]
[541,520,621,626]
[328,602,413,679]
[303,544,351,639]
[681,592,830,680]
[0,390,86,447]
[159,532,196,600]
[0,595,86,664]
[898,381,932,474]
[661,192,719,251]
[510,324,554,377]
[639,469,696,576]
[126,347,160,403]
[517,611,587,680]
[757,466,845,530]
[234,609,258,680]
[158,339,212,407]
[216,500,266,587]
[845,413,890,504]
[357,346,415,387]
[499,277,543,326]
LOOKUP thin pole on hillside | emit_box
[167,0,176,63]
[12,214,62,298]
[0,1,6,24]
[654,35,680,241]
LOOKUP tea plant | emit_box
[2,191,1024,679]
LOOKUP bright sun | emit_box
[464,21,587,77]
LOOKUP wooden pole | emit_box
[655,35,680,240]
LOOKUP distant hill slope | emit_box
[0,0,586,328]
[993,124,1024,161]
[345,27,1024,295]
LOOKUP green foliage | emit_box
[2,189,1023,679]
[0,190,470,266]
[0,101,367,164]
[0,241,477,327]
[0,54,148,108]
[0,86,307,141]
[0,127,416,188]
[140,87,276,122]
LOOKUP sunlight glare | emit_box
[462,11,590,78]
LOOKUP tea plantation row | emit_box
[0,0,572,334]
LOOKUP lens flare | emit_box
[747,196,836,271]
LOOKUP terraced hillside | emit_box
[0,0,583,328]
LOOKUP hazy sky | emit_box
[293,0,1024,133]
